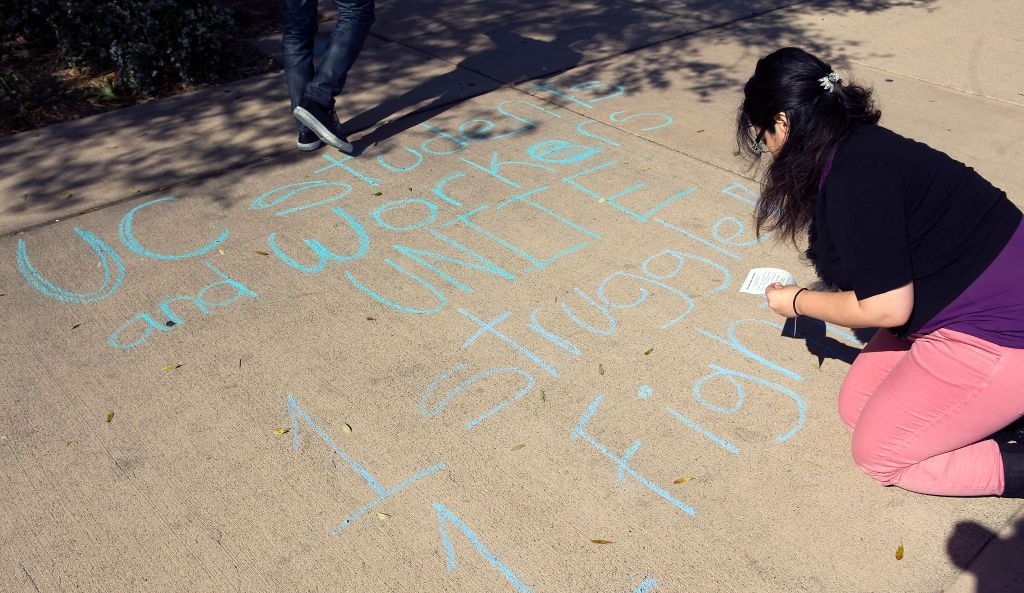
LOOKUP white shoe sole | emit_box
[297,138,323,152]
[293,106,354,154]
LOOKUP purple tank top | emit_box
[917,219,1024,347]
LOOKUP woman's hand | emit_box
[765,282,803,318]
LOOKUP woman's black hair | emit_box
[737,47,881,244]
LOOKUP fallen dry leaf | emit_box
[597,198,607,203]
[377,512,391,520]
[66,439,77,447]
[591,539,614,545]
[896,543,904,560]
[598,363,605,375]
[161,364,183,372]
[540,389,546,402]
[342,423,352,433]
[272,427,290,435]
[218,249,225,255]
[644,348,654,355]
[71,323,82,330]
[672,476,693,485]
[255,250,270,256]
[106,411,114,423]
[511,443,525,451]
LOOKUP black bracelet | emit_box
[792,287,808,317]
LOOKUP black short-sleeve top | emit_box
[807,124,1022,337]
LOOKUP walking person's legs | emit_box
[282,0,322,151]
[293,0,375,153]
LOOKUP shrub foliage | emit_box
[3,0,237,95]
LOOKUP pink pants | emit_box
[839,328,1024,496]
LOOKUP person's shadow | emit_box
[948,517,1024,593]
[342,24,584,154]
[780,315,875,366]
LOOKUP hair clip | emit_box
[818,71,841,92]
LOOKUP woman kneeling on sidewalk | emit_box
[740,47,1024,497]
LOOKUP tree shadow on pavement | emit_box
[345,25,584,153]
[0,0,938,227]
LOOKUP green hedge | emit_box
[3,0,237,95]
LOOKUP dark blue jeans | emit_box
[282,0,375,131]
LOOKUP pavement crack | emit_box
[19,563,42,593]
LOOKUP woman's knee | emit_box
[850,429,903,485]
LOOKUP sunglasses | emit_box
[750,127,768,153]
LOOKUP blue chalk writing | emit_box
[460,151,554,189]
[570,81,625,103]
[251,181,354,216]
[653,217,738,260]
[267,206,370,273]
[391,226,516,293]
[419,364,469,416]
[609,110,673,131]
[562,161,644,203]
[440,188,599,272]
[419,123,468,156]
[457,119,525,143]
[633,577,658,593]
[459,309,559,378]
[692,364,806,443]
[345,259,447,314]
[119,197,228,260]
[711,216,760,247]
[494,187,599,270]
[560,288,617,336]
[496,99,562,134]
[641,250,730,294]
[107,262,255,349]
[433,172,467,207]
[17,227,125,304]
[373,198,437,231]
[596,271,694,329]
[108,312,172,349]
[526,140,602,165]
[527,82,592,109]
[419,365,536,429]
[433,502,533,593]
[694,319,802,381]
[376,146,424,173]
[637,385,653,400]
[664,407,741,454]
[607,187,695,223]
[315,154,381,187]
[529,308,582,356]
[575,121,621,147]
[571,395,696,517]
[286,394,445,535]
[616,440,642,482]
[721,182,758,206]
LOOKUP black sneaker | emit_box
[297,129,323,152]
[293,98,353,153]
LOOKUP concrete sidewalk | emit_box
[2,1,1023,592]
